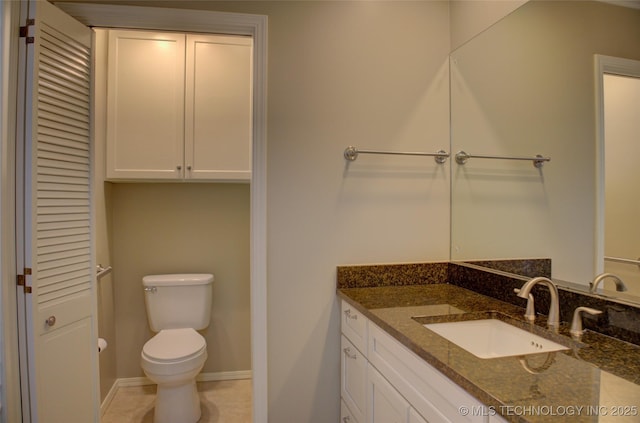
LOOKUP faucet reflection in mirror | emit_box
[590,272,627,294]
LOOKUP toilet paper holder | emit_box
[98,338,108,353]
[96,264,112,280]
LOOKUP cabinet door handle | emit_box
[342,416,351,422]
[177,165,182,171]
[187,165,192,171]
[343,347,357,359]
[344,309,358,320]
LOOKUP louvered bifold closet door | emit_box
[36,9,92,304]
[20,1,98,421]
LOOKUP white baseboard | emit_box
[197,370,252,383]
[100,380,120,417]
[100,370,252,416]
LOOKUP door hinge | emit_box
[19,19,35,44]
[17,274,32,294]
[24,268,32,293]
[18,268,33,293]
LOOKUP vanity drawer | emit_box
[368,322,487,423]
[341,399,361,423]
[341,300,368,353]
[342,335,367,423]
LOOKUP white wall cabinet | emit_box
[340,299,495,423]
[106,30,252,181]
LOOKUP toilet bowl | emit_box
[141,328,208,423]
[141,273,214,423]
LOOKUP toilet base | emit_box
[153,379,201,423]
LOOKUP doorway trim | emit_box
[1,1,23,422]
[594,54,640,275]
[52,3,268,421]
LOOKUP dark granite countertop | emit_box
[338,284,640,423]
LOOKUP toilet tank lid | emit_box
[142,273,214,287]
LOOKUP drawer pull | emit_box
[343,347,357,359]
[343,416,351,422]
[344,309,358,320]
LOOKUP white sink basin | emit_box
[424,318,569,359]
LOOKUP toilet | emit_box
[141,273,214,423]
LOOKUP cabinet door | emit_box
[368,365,410,423]
[106,30,185,179]
[185,34,252,181]
[368,322,486,423]
[342,335,367,423]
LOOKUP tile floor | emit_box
[101,379,252,423]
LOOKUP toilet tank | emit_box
[143,273,214,332]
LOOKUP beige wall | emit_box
[111,183,251,377]
[93,29,117,401]
[449,0,527,51]
[207,2,451,421]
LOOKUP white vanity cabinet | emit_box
[368,322,487,423]
[368,364,412,423]
[342,399,359,423]
[410,408,429,423]
[342,335,367,422]
[105,30,252,182]
[341,302,368,423]
[367,364,430,423]
[340,299,496,423]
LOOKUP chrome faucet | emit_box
[590,272,627,293]
[570,306,602,338]
[516,277,560,329]
[513,288,535,322]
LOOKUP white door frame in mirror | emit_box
[54,3,268,422]
[594,54,640,276]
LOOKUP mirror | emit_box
[450,0,640,304]
[599,66,640,294]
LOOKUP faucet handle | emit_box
[570,306,603,338]
[514,288,536,322]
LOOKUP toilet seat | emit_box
[142,328,206,362]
